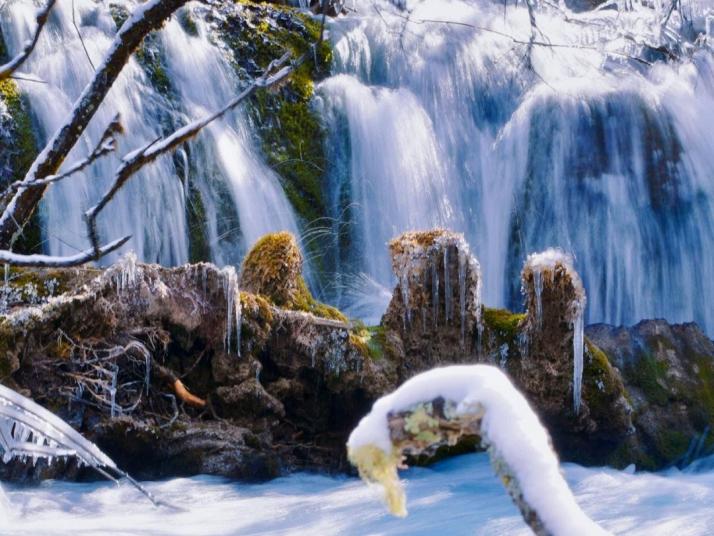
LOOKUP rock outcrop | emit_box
[1,228,712,482]
[0,239,387,482]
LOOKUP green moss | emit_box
[187,184,211,263]
[654,430,690,462]
[482,307,525,341]
[623,351,670,406]
[218,4,332,228]
[292,276,347,322]
[350,323,386,360]
[241,232,346,322]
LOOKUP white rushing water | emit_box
[0,0,300,266]
[318,0,714,334]
[2,452,714,535]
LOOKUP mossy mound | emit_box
[482,307,525,343]
[240,231,346,321]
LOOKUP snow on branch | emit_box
[0,0,57,81]
[0,236,130,267]
[347,365,609,536]
[1,114,123,198]
[84,52,295,257]
[0,0,192,249]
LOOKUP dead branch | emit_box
[84,51,295,257]
[0,235,130,267]
[1,115,123,198]
[0,0,57,80]
[0,0,191,249]
[150,361,206,408]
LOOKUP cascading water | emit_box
[319,0,714,334]
[0,0,300,267]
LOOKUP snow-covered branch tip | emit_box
[1,114,123,199]
[0,0,57,80]
[84,51,294,257]
[347,365,609,536]
[0,235,130,267]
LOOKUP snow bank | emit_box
[347,364,609,535]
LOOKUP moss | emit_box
[292,275,347,322]
[583,339,625,416]
[623,350,670,406]
[218,3,332,227]
[241,232,346,322]
[187,184,211,263]
[482,307,525,341]
[654,430,690,462]
[349,323,386,360]
[178,9,199,37]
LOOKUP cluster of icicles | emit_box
[396,236,483,350]
[525,249,586,414]
[108,253,242,357]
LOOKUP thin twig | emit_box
[0,0,57,80]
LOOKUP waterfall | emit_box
[0,0,300,266]
[319,0,714,334]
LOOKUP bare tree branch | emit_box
[0,0,57,80]
[0,235,130,267]
[1,114,123,198]
[0,0,191,249]
[84,51,295,257]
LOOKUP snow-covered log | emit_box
[347,365,609,536]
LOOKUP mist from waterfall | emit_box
[0,0,300,266]
[318,0,714,333]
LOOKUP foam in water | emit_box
[3,453,714,535]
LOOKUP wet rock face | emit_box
[587,320,714,469]
[382,229,482,376]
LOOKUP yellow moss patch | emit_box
[348,444,406,517]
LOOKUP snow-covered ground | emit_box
[1,452,713,535]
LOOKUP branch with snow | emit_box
[84,52,295,257]
[0,0,57,81]
[0,0,192,249]
[1,114,123,198]
[0,236,130,267]
[347,365,609,536]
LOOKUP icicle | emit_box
[221,267,242,356]
[113,252,138,294]
[499,343,509,369]
[109,367,118,419]
[534,270,543,328]
[399,265,411,328]
[573,305,585,414]
[3,264,8,286]
[432,259,439,328]
[443,248,451,324]
[458,246,467,347]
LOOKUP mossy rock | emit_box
[482,307,525,342]
[349,323,387,360]
[240,232,346,322]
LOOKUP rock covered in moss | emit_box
[240,231,347,321]
[587,320,714,469]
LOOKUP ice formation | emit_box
[347,364,608,535]
[0,383,172,508]
[525,249,586,413]
[221,266,242,356]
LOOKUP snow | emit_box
[347,364,608,535]
[525,248,586,413]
